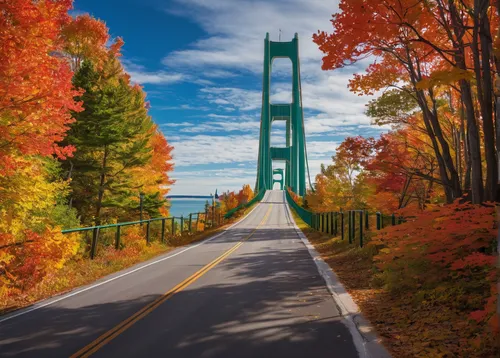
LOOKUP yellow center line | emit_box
[71,204,273,358]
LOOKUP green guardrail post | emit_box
[365,210,369,230]
[180,216,184,233]
[161,218,166,243]
[376,212,381,230]
[348,211,352,244]
[115,225,121,250]
[341,211,344,240]
[205,208,209,228]
[90,227,99,259]
[359,211,363,247]
[329,212,333,235]
[391,213,396,226]
[195,213,200,232]
[172,217,176,236]
[146,221,151,244]
[188,214,192,233]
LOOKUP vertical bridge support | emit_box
[256,33,308,196]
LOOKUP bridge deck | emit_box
[0,190,359,358]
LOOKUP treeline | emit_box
[0,2,173,293]
[310,0,500,211]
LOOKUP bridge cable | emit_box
[297,50,315,193]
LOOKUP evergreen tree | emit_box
[63,59,153,224]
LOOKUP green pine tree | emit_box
[63,59,153,224]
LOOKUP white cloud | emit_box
[171,134,260,166]
[200,87,261,111]
[155,104,211,111]
[127,70,184,85]
[207,113,233,119]
[204,69,239,78]
[161,122,194,127]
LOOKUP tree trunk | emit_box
[461,80,484,203]
[406,52,461,203]
[475,1,498,201]
[493,0,500,201]
[449,0,484,203]
[95,145,109,226]
[428,88,463,201]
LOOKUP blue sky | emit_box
[73,0,384,195]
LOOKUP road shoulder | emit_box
[283,196,391,358]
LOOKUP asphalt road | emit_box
[0,190,359,358]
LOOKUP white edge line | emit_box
[0,201,263,324]
[282,191,391,358]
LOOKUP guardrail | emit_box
[285,190,404,247]
[224,189,266,219]
[284,189,313,226]
[61,210,225,259]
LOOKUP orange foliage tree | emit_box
[218,184,255,214]
[237,184,254,205]
[0,0,82,296]
[61,14,112,71]
[0,0,82,172]
[314,0,500,204]
[130,125,175,218]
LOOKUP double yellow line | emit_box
[71,204,273,358]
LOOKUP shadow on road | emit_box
[0,226,359,358]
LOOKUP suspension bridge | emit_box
[0,34,387,358]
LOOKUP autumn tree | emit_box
[61,14,124,71]
[0,0,82,171]
[0,0,82,295]
[307,136,374,211]
[237,184,254,205]
[129,126,175,219]
[366,129,439,210]
[314,0,500,203]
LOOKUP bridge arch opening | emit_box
[270,120,287,148]
[270,58,292,104]
[272,161,286,190]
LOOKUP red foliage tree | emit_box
[0,0,82,174]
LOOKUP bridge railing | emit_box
[224,188,266,219]
[284,189,313,226]
[285,190,404,247]
[61,209,226,259]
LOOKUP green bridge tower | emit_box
[256,33,311,196]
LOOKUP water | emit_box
[167,198,211,218]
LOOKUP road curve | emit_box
[0,190,359,358]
